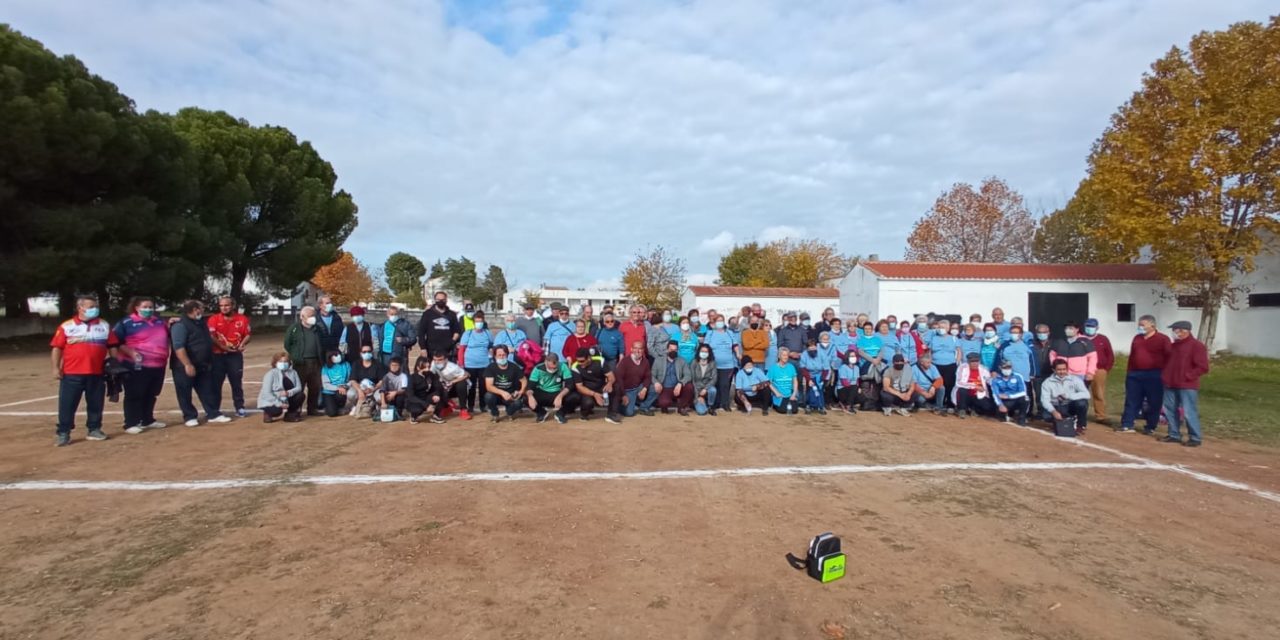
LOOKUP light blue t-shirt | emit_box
[734,367,767,396]
[856,334,883,359]
[461,329,493,369]
[927,332,959,366]
[706,330,737,369]
[381,321,396,354]
[768,363,798,398]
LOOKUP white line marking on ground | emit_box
[0,410,260,417]
[997,421,1280,505]
[0,462,1158,491]
[0,395,59,408]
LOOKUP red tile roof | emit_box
[859,261,1160,282]
[687,286,840,298]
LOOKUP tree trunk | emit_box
[4,292,30,318]
[58,289,77,318]
[229,261,249,303]
[1199,301,1220,352]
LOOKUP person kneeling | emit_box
[768,348,801,415]
[321,350,355,417]
[952,353,993,419]
[652,340,695,416]
[911,353,945,414]
[259,353,305,423]
[991,359,1030,426]
[484,345,527,423]
[879,354,914,416]
[405,357,446,423]
[375,357,409,422]
[835,354,861,414]
[1041,358,1091,436]
[733,357,771,415]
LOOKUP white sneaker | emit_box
[897,408,911,417]
[208,415,233,424]
[125,425,147,435]
[184,419,200,427]
[882,408,892,416]
[146,421,168,429]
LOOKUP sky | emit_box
[6,0,1275,290]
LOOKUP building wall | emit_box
[502,289,631,314]
[836,265,879,321]
[680,292,839,324]
[1223,244,1280,358]
[868,279,1207,355]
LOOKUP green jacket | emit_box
[284,321,323,362]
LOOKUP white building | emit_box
[681,286,840,323]
[837,260,1280,357]
[501,286,631,315]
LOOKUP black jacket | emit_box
[170,315,214,369]
[316,312,345,352]
[417,306,461,354]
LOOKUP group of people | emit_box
[49,292,1211,448]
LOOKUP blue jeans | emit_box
[695,386,718,415]
[57,374,104,435]
[914,389,945,411]
[1121,369,1163,430]
[622,385,656,416]
[1163,388,1201,442]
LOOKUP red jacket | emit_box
[1086,333,1114,371]
[1162,336,1210,390]
[1128,332,1172,371]
[562,334,599,361]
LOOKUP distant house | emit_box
[681,286,840,323]
[502,286,631,314]
[837,260,1280,357]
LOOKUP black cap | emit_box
[523,302,534,310]
[892,353,905,363]
[667,339,679,347]
[966,352,981,362]
[575,347,592,359]
[464,302,475,311]
[1169,320,1193,331]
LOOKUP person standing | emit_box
[1119,315,1173,434]
[1048,322,1097,382]
[208,296,252,418]
[417,291,461,362]
[618,305,649,362]
[925,319,961,413]
[284,305,325,416]
[544,306,576,360]
[563,319,600,362]
[1081,318,1114,426]
[1030,323,1055,420]
[341,306,378,366]
[776,312,807,362]
[1161,321,1210,447]
[706,317,739,412]
[171,300,231,426]
[594,310,624,365]
[513,303,544,351]
[113,296,169,435]
[314,296,345,356]
[459,311,494,420]
[50,296,120,446]
[990,307,1012,342]
[379,305,417,368]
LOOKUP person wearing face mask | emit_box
[908,315,930,362]
[594,311,624,365]
[514,303,545,351]
[284,305,325,416]
[798,312,816,342]
[767,347,800,415]
[761,319,779,373]
[1160,320,1210,446]
[569,347,610,421]
[1048,321,1097,383]
[484,345,528,422]
[826,319,851,362]
[320,349,354,417]
[647,311,673,362]
[1120,314,1173,434]
[775,312,806,362]
[895,321,918,366]
[113,296,170,435]
[51,296,121,446]
[812,307,836,339]
[705,317,740,412]
[880,354,914,416]
[341,305,379,367]
[686,308,706,337]
[740,317,769,365]
[925,319,961,413]
[379,305,416,369]
[979,323,1001,370]
[660,309,680,339]
[990,358,1030,425]
[170,300,231,427]
[346,345,387,417]
[652,340,694,415]
[258,352,304,423]
[406,356,446,424]
[374,357,411,422]
[957,323,983,362]
[313,296,345,357]
[458,311,494,420]
[615,341,656,420]
[417,291,461,362]
[952,353,993,419]
[429,350,470,421]
[798,337,832,415]
[527,352,573,424]
[996,325,1035,386]
[910,352,945,414]
[1080,318,1115,426]
[991,307,1012,342]
[461,301,477,332]
[733,356,770,415]
[690,344,719,415]
[493,313,528,363]
[1041,358,1091,436]
[835,352,861,413]
[1029,323,1055,420]
[874,321,899,365]
[855,322,883,379]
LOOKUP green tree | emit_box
[717,242,768,286]
[1083,16,1280,348]
[621,245,686,310]
[1032,190,1132,264]
[717,239,856,287]
[905,177,1036,262]
[440,257,478,301]
[429,260,444,279]
[0,26,201,316]
[477,265,508,307]
[172,107,358,303]
[384,251,426,307]
[519,289,543,309]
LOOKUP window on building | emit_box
[1116,303,1135,322]
[1248,293,1280,308]
[1176,294,1205,309]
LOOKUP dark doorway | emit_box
[1028,292,1088,339]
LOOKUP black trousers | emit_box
[322,392,348,417]
[122,367,165,427]
[294,359,323,413]
[1053,399,1090,429]
[529,388,569,419]
[936,364,958,409]
[998,397,1030,422]
[464,367,486,411]
[879,390,911,408]
[212,351,245,411]
[485,391,523,417]
[262,393,304,418]
[576,389,603,417]
[715,368,735,409]
[836,385,861,408]
[735,389,771,410]
[955,391,993,414]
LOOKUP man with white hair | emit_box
[284,305,325,416]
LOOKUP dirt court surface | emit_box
[2,341,1279,640]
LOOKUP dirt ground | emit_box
[1,339,1278,640]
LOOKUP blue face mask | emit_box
[275,361,289,371]
[1036,332,1049,341]
[1084,327,1097,336]
[82,307,100,320]
[352,315,364,324]
[361,352,373,361]
[715,321,726,330]
[1011,333,1023,342]
[917,323,927,331]
[138,308,154,318]
[474,321,485,330]
[496,357,508,366]
[324,303,334,313]
[1136,326,1146,335]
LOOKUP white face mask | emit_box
[743,366,754,374]
[331,356,343,364]
[275,362,289,371]
[680,323,691,331]
[303,316,316,327]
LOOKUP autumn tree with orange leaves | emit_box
[312,251,375,306]
[905,177,1036,263]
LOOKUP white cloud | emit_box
[758,225,807,243]
[698,231,735,254]
[5,0,1273,286]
